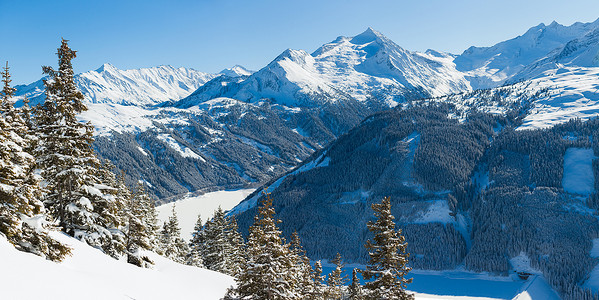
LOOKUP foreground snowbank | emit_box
[1,232,233,300]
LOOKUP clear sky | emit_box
[1,0,598,85]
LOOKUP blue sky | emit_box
[2,0,598,84]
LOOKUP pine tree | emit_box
[35,39,122,257]
[290,231,316,299]
[157,204,189,263]
[123,180,156,267]
[312,260,327,299]
[136,182,159,250]
[226,193,299,299]
[362,197,413,300]
[325,253,347,300]
[200,207,247,276]
[201,206,230,272]
[348,269,364,300]
[225,215,246,277]
[0,61,70,261]
[187,214,205,267]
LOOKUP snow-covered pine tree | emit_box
[226,192,299,300]
[157,204,189,263]
[225,215,246,277]
[134,182,159,251]
[325,253,347,300]
[123,179,156,267]
[348,268,365,300]
[290,231,316,299]
[198,207,246,275]
[187,214,205,267]
[312,260,327,299]
[201,206,229,272]
[94,161,127,257]
[0,61,70,261]
[34,39,123,257]
[362,197,413,300]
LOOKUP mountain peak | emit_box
[219,65,253,77]
[96,63,117,73]
[273,49,312,64]
[350,27,385,45]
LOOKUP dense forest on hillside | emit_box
[234,104,599,300]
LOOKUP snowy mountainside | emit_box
[15,63,219,106]
[514,27,599,81]
[416,66,599,131]
[454,18,599,88]
[0,232,234,300]
[91,98,332,198]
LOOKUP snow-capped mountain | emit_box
[176,28,470,109]
[16,64,220,106]
[13,19,599,201]
[219,65,254,77]
[454,19,599,88]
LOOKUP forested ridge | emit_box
[235,102,599,300]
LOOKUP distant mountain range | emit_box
[14,19,599,200]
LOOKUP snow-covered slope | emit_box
[16,64,219,106]
[1,233,234,300]
[454,18,599,88]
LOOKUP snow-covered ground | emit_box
[0,232,234,300]
[562,147,596,195]
[520,67,599,130]
[320,263,559,300]
[156,189,255,240]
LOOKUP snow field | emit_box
[0,232,234,300]
[562,147,596,195]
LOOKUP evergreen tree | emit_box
[1,61,16,102]
[123,180,156,267]
[157,204,189,263]
[0,61,70,261]
[201,206,230,272]
[312,260,327,299]
[225,215,246,277]
[348,268,365,300]
[226,193,299,299]
[35,39,122,256]
[135,182,159,250]
[362,197,413,300]
[290,231,316,299]
[325,253,347,300]
[195,207,246,275]
[187,214,205,267]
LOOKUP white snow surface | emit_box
[156,133,204,161]
[412,200,454,224]
[562,148,596,195]
[156,189,255,240]
[0,232,234,300]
